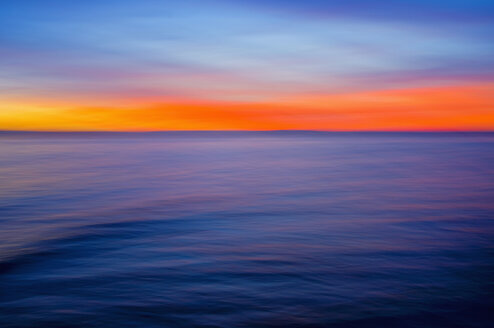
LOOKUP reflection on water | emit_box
[0,132,493,327]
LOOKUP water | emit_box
[0,132,493,328]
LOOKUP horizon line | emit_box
[2,129,494,134]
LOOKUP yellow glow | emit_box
[1,83,493,131]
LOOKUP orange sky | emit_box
[1,83,493,131]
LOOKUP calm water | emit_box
[0,132,493,328]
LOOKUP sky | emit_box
[1,0,493,131]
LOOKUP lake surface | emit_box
[0,132,493,328]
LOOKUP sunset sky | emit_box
[1,0,494,131]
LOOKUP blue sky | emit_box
[1,0,493,100]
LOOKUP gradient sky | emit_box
[1,0,494,131]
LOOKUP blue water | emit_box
[0,132,493,328]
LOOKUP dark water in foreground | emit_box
[0,132,493,328]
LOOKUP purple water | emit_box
[0,132,493,327]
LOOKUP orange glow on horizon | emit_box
[1,83,493,131]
